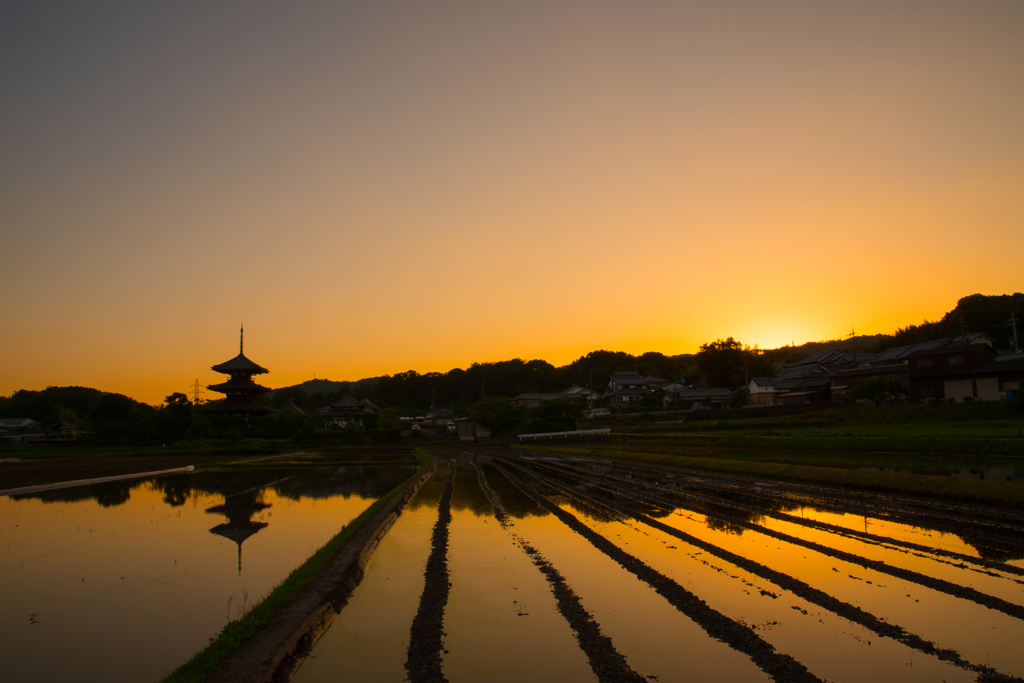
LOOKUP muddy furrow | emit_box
[500,456,1022,683]
[549,449,1024,540]
[558,458,1024,584]
[467,459,647,683]
[404,460,455,683]
[531,457,1024,622]
[586,448,1024,527]
[599,458,1024,576]
[489,461,823,683]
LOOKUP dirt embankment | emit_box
[203,456,437,683]
[405,460,456,683]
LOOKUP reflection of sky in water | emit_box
[0,465,414,683]
[512,459,1024,678]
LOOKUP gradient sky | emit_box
[2,1,1022,402]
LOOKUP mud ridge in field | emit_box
[557,449,1024,543]
[466,458,647,683]
[530,457,1024,623]
[503,456,1023,683]
[592,446,1024,524]
[601,459,1024,579]
[489,461,824,683]
[548,458,1024,586]
[404,460,455,683]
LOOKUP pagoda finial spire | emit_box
[240,324,244,355]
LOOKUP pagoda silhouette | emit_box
[203,325,274,416]
[206,489,271,575]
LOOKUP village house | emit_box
[644,376,671,390]
[830,364,908,399]
[273,399,307,417]
[747,378,777,406]
[907,342,998,402]
[456,418,491,441]
[422,408,455,428]
[0,418,38,430]
[603,371,653,405]
[513,385,600,407]
[319,395,382,427]
[663,387,734,408]
[513,392,567,408]
[974,353,1024,402]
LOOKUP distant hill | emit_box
[862,293,1023,353]
[268,376,380,397]
[257,292,1023,411]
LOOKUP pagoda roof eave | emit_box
[208,380,271,393]
[211,353,269,375]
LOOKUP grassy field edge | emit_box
[160,449,431,683]
[513,443,1024,509]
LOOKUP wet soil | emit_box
[471,459,644,683]
[535,458,1024,620]
[503,454,1023,682]
[491,460,822,683]
[405,460,455,683]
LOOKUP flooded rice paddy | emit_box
[0,463,415,683]
[5,447,1024,683]
[296,448,1024,683]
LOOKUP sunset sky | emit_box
[2,1,1022,402]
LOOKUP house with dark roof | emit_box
[319,395,381,427]
[663,387,734,408]
[974,353,1024,401]
[273,399,307,417]
[830,364,908,399]
[867,333,995,366]
[603,371,653,406]
[0,418,38,429]
[907,342,998,402]
[748,378,777,406]
[513,385,601,408]
[422,408,456,427]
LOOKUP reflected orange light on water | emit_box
[0,477,384,683]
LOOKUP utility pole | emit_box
[850,326,857,363]
[1011,312,1020,354]
[959,313,968,346]
[744,351,749,406]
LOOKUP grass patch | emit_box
[161,449,430,683]
[513,443,1024,509]
[699,434,1024,456]
[615,404,1024,439]
[605,404,1024,456]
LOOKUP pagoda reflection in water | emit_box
[206,488,270,575]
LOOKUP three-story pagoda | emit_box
[204,325,274,416]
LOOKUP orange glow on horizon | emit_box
[1,2,1022,403]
